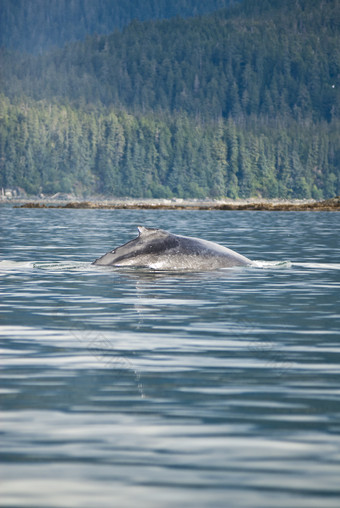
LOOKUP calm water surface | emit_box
[0,208,340,508]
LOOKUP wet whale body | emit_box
[93,226,252,271]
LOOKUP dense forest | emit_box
[1,96,338,199]
[0,0,237,54]
[0,0,339,199]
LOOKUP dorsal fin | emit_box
[137,226,158,237]
[137,226,170,239]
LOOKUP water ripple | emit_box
[1,208,340,508]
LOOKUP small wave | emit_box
[252,260,292,269]
[33,261,92,271]
[292,262,340,270]
[0,260,34,271]
[253,261,340,270]
[3,259,338,274]
[0,259,95,274]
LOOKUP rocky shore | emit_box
[13,196,340,211]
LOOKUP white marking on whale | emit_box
[93,226,252,271]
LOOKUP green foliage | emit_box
[2,0,338,123]
[0,96,339,198]
[0,0,237,54]
[0,0,339,199]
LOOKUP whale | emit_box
[93,226,252,271]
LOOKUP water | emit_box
[1,207,339,508]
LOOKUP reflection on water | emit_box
[0,208,340,508]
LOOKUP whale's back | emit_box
[93,226,251,270]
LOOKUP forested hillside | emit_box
[2,0,339,121]
[0,0,339,199]
[2,96,337,198]
[0,0,237,54]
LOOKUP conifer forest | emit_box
[0,0,339,199]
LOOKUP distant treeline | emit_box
[0,0,339,198]
[1,0,339,122]
[0,0,237,54]
[1,97,338,199]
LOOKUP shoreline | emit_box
[8,196,340,211]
